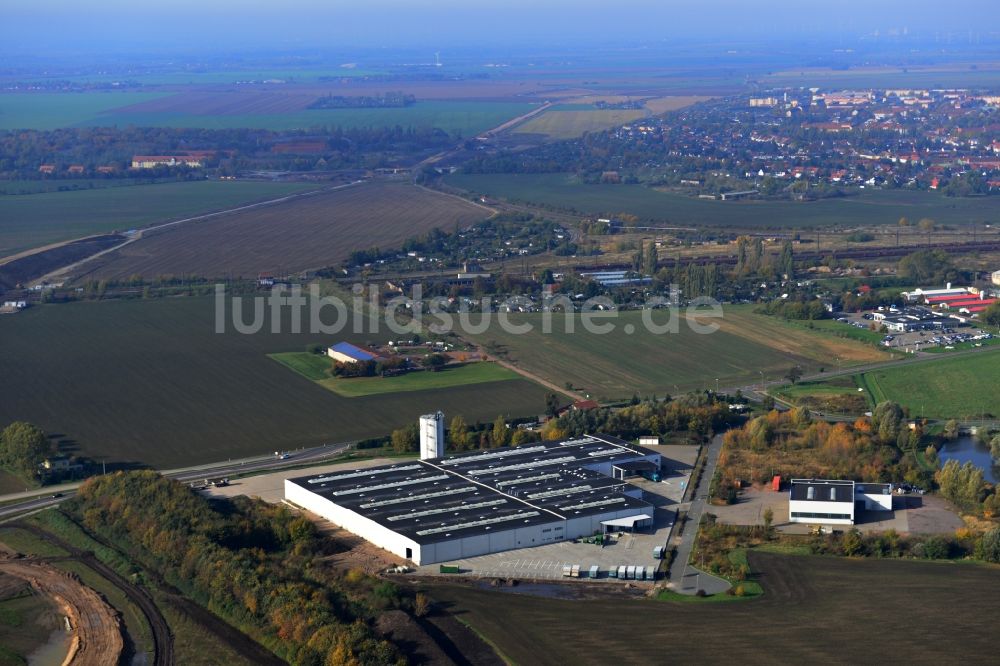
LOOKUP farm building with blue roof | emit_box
[327,341,378,364]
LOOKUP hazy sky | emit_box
[3,0,1000,54]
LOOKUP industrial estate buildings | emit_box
[285,434,661,565]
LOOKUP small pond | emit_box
[938,436,999,484]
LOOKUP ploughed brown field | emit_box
[423,552,1000,665]
[76,181,491,280]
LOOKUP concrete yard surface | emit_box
[708,486,964,534]
[203,456,399,504]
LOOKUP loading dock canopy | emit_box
[612,461,658,473]
[611,460,658,480]
[601,514,653,530]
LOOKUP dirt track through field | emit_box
[0,558,123,666]
[9,523,175,666]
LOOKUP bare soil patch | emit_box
[0,557,124,666]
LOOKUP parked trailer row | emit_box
[559,564,658,580]
[609,564,656,580]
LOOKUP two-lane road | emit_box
[0,441,353,520]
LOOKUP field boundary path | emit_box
[413,102,553,173]
[30,180,363,286]
[666,434,730,595]
[0,557,124,666]
[481,101,553,136]
[8,522,173,666]
[485,355,586,402]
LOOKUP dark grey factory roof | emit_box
[789,479,855,503]
[288,434,657,545]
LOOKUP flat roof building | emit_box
[788,479,892,526]
[285,434,660,564]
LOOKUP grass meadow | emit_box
[446,173,1000,228]
[0,180,320,257]
[270,351,520,396]
[0,297,551,468]
[852,349,1000,419]
[463,306,888,399]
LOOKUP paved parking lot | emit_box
[838,313,991,352]
[203,457,396,503]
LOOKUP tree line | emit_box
[0,126,455,180]
[67,471,406,665]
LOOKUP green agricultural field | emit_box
[514,107,646,138]
[85,101,533,135]
[18,68,386,86]
[270,351,520,396]
[0,297,551,469]
[446,173,1000,228]
[0,179,171,196]
[774,377,869,415]
[852,349,1000,419]
[0,180,320,257]
[0,92,169,130]
[423,552,1000,665]
[462,306,888,400]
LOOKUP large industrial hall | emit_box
[284,429,662,565]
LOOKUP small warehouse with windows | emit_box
[788,479,893,525]
[284,434,661,565]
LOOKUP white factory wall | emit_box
[565,507,649,539]
[788,499,855,525]
[860,492,893,511]
[420,522,562,564]
[327,350,355,364]
[284,481,423,563]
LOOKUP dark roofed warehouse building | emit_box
[284,434,660,564]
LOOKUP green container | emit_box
[439,565,460,574]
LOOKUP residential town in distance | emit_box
[475,86,1000,199]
